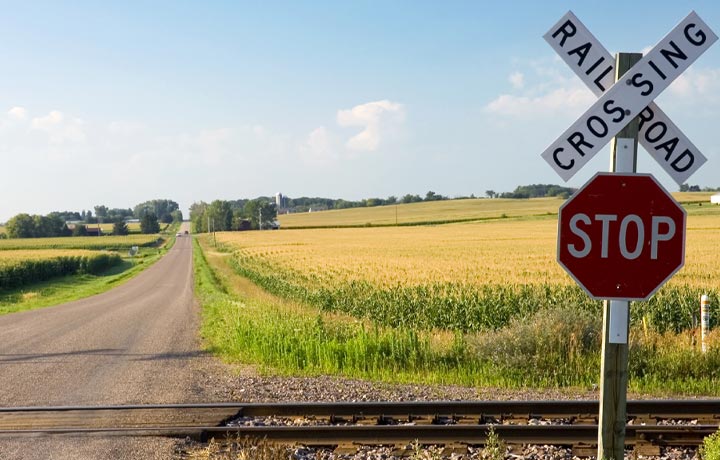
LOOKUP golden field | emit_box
[277,194,718,228]
[217,212,720,290]
[0,249,101,266]
[277,197,564,228]
[0,234,160,251]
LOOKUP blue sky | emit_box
[2,1,720,221]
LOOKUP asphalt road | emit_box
[0,223,210,458]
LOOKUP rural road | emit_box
[0,223,215,459]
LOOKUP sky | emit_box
[2,1,720,222]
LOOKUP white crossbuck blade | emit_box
[541,11,717,183]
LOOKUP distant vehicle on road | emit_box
[176,232,182,237]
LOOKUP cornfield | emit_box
[214,213,720,333]
[0,234,161,251]
[0,249,123,290]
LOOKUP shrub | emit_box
[701,427,720,460]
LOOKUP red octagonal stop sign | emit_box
[558,173,686,301]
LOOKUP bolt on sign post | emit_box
[542,11,715,460]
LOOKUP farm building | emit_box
[712,193,720,204]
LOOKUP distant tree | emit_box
[72,224,88,237]
[208,200,233,231]
[425,191,441,201]
[112,220,129,236]
[94,205,108,222]
[171,209,183,223]
[244,199,277,229]
[140,212,160,234]
[189,201,208,233]
[386,195,397,204]
[84,210,94,224]
[106,208,133,221]
[401,194,422,204]
[51,211,82,222]
[6,214,36,238]
[134,199,180,223]
[486,190,496,199]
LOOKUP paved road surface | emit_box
[0,223,210,458]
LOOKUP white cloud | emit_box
[485,86,594,118]
[668,68,720,98]
[8,106,27,120]
[299,126,339,164]
[484,57,597,121]
[31,110,86,144]
[337,100,405,151]
[509,71,525,89]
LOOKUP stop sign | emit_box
[558,173,686,301]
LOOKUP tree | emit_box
[208,200,233,231]
[94,205,108,222]
[189,201,208,233]
[244,199,277,230]
[140,212,160,234]
[486,190,496,199]
[401,194,422,204]
[6,214,36,238]
[134,199,180,223]
[72,224,88,237]
[112,220,129,236]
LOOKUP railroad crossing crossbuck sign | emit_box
[557,173,686,301]
[542,11,717,183]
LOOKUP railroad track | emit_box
[1,400,718,456]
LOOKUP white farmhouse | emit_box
[712,193,720,204]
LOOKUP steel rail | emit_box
[1,399,719,416]
[0,424,716,447]
[0,400,717,446]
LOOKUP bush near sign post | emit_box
[557,173,686,301]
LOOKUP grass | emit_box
[0,247,165,316]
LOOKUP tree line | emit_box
[190,199,277,232]
[2,199,181,239]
